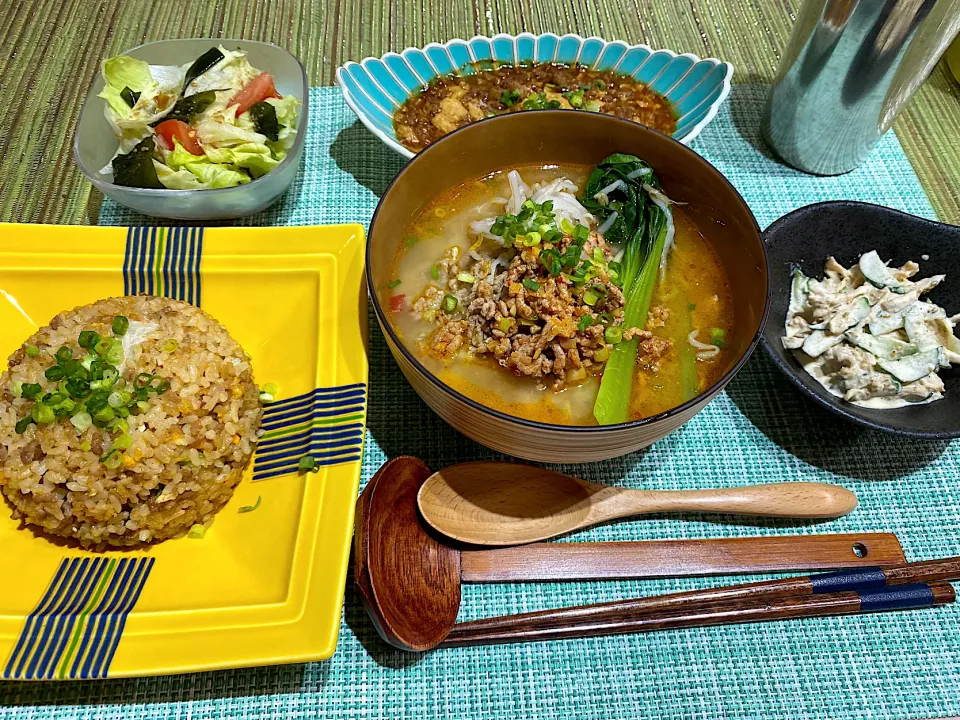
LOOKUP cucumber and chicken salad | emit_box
[783,251,960,408]
[99,46,299,190]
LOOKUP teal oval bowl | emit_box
[336,32,733,158]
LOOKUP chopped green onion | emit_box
[112,315,129,336]
[104,451,122,470]
[584,100,601,112]
[594,346,611,362]
[80,440,91,452]
[573,224,590,242]
[188,524,207,539]
[430,264,440,281]
[538,248,562,277]
[259,391,275,403]
[70,412,93,431]
[31,403,55,424]
[578,314,595,332]
[523,232,541,247]
[605,326,623,344]
[689,303,696,311]
[25,345,40,357]
[583,288,601,306]
[497,317,513,333]
[500,88,521,107]
[405,236,418,248]
[263,382,279,395]
[113,434,133,451]
[78,331,100,349]
[238,496,262,513]
[522,279,541,292]
[442,294,458,313]
[710,327,727,349]
[162,339,179,353]
[15,417,33,433]
[108,391,125,408]
[55,347,73,365]
[569,90,584,108]
[21,383,42,400]
[560,218,574,234]
[104,339,124,365]
[298,456,319,473]
[387,279,401,289]
[65,377,91,399]
[457,272,476,284]
[93,406,115,423]
[45,366,65,381]
[594,79,607,90]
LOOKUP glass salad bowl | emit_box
[73,38,308,221]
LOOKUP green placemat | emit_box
[4,85,959,720]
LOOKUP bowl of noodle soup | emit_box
[368,110,768,462]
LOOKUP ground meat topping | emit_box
[414,231,640,388]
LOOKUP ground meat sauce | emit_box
[393,63,678,152]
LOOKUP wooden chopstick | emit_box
[447,556,960,640]
[441,581,955,647]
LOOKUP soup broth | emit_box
[386,164,734,426]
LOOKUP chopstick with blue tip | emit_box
[444,557,960,644]
[441,582,955,647]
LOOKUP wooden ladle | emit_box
[355,457,894,652]
[417,461,859,546]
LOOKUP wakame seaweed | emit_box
[112,136,164,189]
[249,101,280,141]
[155,90,218,125]
[120,86,141,107]
[183,47,225,90]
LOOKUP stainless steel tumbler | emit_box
[763,0,960,175]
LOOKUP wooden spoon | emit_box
[417,462,859,546]
[356,458,888,651]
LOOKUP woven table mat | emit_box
[3,85,960,719]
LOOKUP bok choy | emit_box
[581,153,673,425]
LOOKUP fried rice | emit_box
[0,296,262,548]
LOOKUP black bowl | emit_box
[761,201,960,439]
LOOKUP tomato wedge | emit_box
[227,72,282,116]
[154,119,204,155]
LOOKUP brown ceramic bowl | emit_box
[367,111,768,462]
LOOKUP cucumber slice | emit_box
[904,311,941,352]
[868,310,905,336]
[876,348,941,383]
[859,250,905,293]
[810,296,871,332]
[869,302,944,336]
[802,330,843,357]
[845,331,917,360]
[789,269,810,316]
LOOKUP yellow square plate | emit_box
[0,223,368,679]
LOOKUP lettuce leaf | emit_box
[204,143,280,178]
[196,120,266,147]
[265,95,300,157]
[99,56,158,117]
[155,157,250,190]
[185,162,251,188]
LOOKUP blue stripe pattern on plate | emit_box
[124,226,204,305]
[4,556,154,680]
[253,383,367,480]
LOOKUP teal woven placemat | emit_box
[6,84,958,719]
